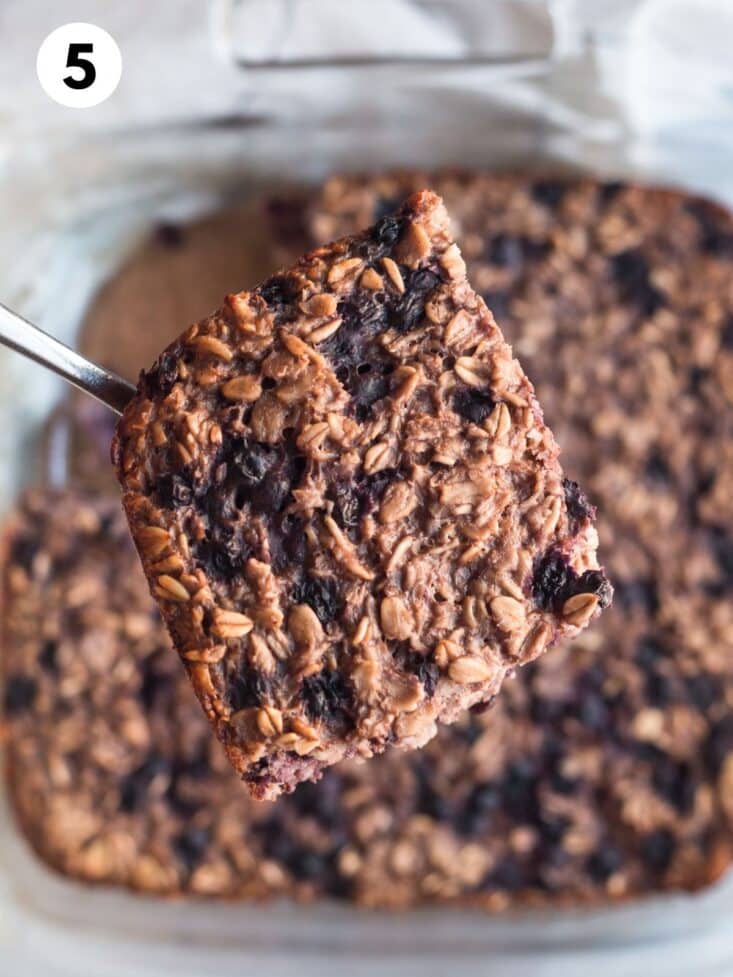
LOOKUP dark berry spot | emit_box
[10,536,40,573]
[289,776,343,828]
[532,551,612,612]
[586,843,623,882]
[156,472,193,509]
[688,201,733,255]
[289,848,328,881]
[611,248,664,316]
[138,661,173,710]
[453,387,495,425]
[389,268,441,334]
[38,640,58,674]
[685,673,719,711]
[293,575,342,626]
[483,856,524,892]
[259,274,297,312]
[394,645,440,698]
[153,222,185,248]
[330,482,361,532]
[641,829,675,874]
[539,814,569,845]
[140,350,179,399]
[652,757,696,814]
[269,513,306,573]
[705,716,733,775]
[119,753,169,813]
[487,234,550,269]
[635,634,665,669]
[372,215,403,248]
[501,761,540,823]
[531,179,569,208]
[173,827,211,872]
[487,233,524,269]
[645,669,674,707]
[710,529,733,591]
[227,665,271,711]
[599,181,626,204]
[722,314,733,350]
[645,448,671,484]
[562,478,595,530]
[482,289,510,320]
[3,674,37,715]
[615,577,659,614]
[301,670,355,731]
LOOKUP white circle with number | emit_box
[36,23,121,108]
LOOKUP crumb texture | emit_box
[113,190,607,798]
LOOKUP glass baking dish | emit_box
[3,1,733,973]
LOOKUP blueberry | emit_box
[616,578,659,614]
[293,575,342,626]
[330,483,361,531]
[722,314,733,350]
[635,635,662,670]
[119,753,170,813]
[3,675,37,715]
[704,716,733,775]
[487,234,549,269]
[645,448,672,484]
[140,350,179,399]
[416,773,452,821]
[10,537,39,573]
[259,274,296,311]
[173,827,211,871]
[388,268,441,334]
[358,469,396,511]
[539,815,569,845]
[138,661,173,710]
[562,478,595,530]
[351,367,392,421]
[301,670,354,729]
[487,233,524,269]
[531,180,568,208]
[481,289,510,320]
[231,442,274,485]
[269,513,307,572]
[453,387,495,425]
[599,181,626,204]
[153,222,185,248]
[640,829,675,874]
[38,640,58,674]
[484,856,525,892]
[156,473,193,509]
[710,529,733,590]
[611,248,664,316]
[652,757,696,814]
[290,776,343,827]
[501,762,540,823]
[194,530,250,582]
[586,843,623,882]
[645,669,674,707]
[394,646,440,698]
[372,214,403,248]
[227,665,271,711]
[685,673,719,711]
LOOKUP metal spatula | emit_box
[0,302,136,415]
